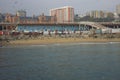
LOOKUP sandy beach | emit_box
[8,37,120,46]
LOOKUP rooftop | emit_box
[50,6,73,11]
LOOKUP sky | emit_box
[0,0,120,16]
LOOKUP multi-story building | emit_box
[50,6,74,23]
[87,10,114,18]
[16,10,26,17]
[116,4,120,16]
[0,13,5,22]
[88,10,104,18]
[104,12,114,18]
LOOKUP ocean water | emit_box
[0,43,120,80]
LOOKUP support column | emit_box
[6,25,7,31]
[2,25,3,31]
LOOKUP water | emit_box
[0,43,120,80]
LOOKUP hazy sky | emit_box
[0,0,120,16]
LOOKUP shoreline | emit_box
[7,38,120,46]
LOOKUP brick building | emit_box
[5,13,19,23]
[38,13,57,23]
[5,13,57,24]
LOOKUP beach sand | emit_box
[9,37,120,46]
